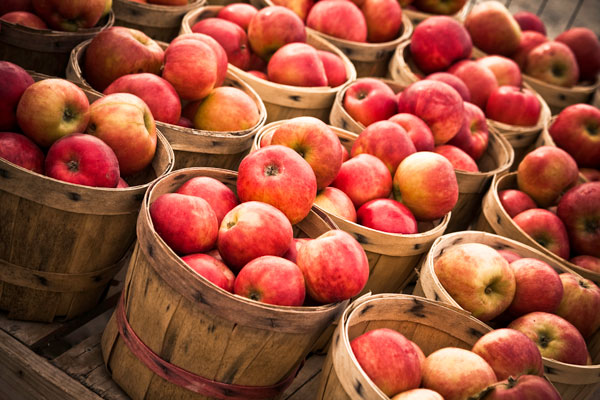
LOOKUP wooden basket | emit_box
[100,167,348,400]
[67,39,267,172]
[523,74,600,116]
[415,230,600,400]
[180,6,357,124]
[387,40,421,84]
[0,72,175,323]
[0,11,114,78]
[112,0,206,42]
[315,292,492,399]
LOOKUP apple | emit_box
[269,0,313,22]
[397,80,464,145]
[0,61,34,131]
[464,0,522,56]
[557,182,600,258]
[0,0,33,14]
[317,50,347,88]
[391,389,443,400]
[267,42,328,87]
[447,101,489,161]
[498,189,537,218]
[282,238,310,264]
[357,198,418,234]
[191,17,251,70]
[555,27,600,83]
[16,78,90,148]
[314,186,357,223]
[296,229,369,303]
[217,2,257,31]
[517,146,579,208]
[87,93,156,176]
[0,132,44,173]
[388,113,435,152]
[116,177,129,188]
[175,176,239,226]
[513,209,571,260]
[181,253,235,293]
[448,60,498,110]
[421,347,497,400]
[424,72,471,102]
[247,5,307,61]
[486,86,541,127]
[555,273,600,338]
[476,55,522,87]
[434,242,516,321]
[32,0,105,31]
[306,0,367,43]
[343,78,398,127]
[511,31,548,70]
[571,255,600,274]
[485,375,561,400]
[409,16,472,74]
[525,41,579,88]
[580,168,600,182]
[1,11,47,29]
[331,153,392,209]
[508,311,589,365]
[433,144,479,172]
[549,104,600,169]
[150,193,218,255]
[350,328,421,397]
[236,145,317,224]
[147,0,186,4]
[411,0,467,15]
[189,86,260,132]
[170,33,228,88]
[270,117,343,189]
[361,0,403,43]
[513,11,546,35]
[497,249,522,263]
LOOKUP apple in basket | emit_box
[361,0,403,43]
[0,61,34,131]
[187,87,260,132]
[306,0,367,42]
[497,249,522,264]
[512,209,571,260]
[498,189,537,219]
[549,104,600,169]
[343,78,398,127]
[447,101,489,161]
[464,0,522,56]
[0,132,44,174]
[247,6,307,61]
[191,18,251,70]
[171,33,228,88]
[175,176,239,226]
[557,182,600,258]
[391,389,443,400]
[317,50,347,87]
[181,253,235,293]
[511,31,549,70]
[16,78,90,148]
[217,3,258,31]
[0,0,34,15]
[571,255,600,274]
[525,41,580,88]
[580,168,600,182]
[433,145,479,172]
[485,375,561,400]
[32,0,105,31]
[513,11,547,35]
[424,72,471,102]
[268,0,312,22]
[555,27,600,83]
[388,113,435,152]
[476,55,522,87]
[0,11,48,29]
[357,198,418,234]
[282,238,311,264]
[486,86,541,127]
[555,273,600,339]
[314,187,357,223]
[267,42,328,87]
[448,60,498,110]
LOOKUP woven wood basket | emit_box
[67,39,267,172]
[315,292,492,399]
[0,11,114,78]
[415,230,600,400]
[387,40,421,84]
[180,6,357,124]
[0,72,174,323]
[100,167,348,400]
[523,74,600,116]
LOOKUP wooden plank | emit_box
[283,353,325,400]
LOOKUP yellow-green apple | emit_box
[357,198,418,234]
[234,256,305,306]
[32,0,105,31]
[317,50,347,87]
[511,31,548,70]
[44,133,119,187]
[314,186,357,223]
[306,1,367,42]
[269,0,313,22]
[296,229,369,303]
[517,146,579,207]
[0,0,32,14]
[170,33,228,88]
[267,42,328,87]
[549,104,600,168]
[270,116,343,189]
[448,60,498,110]
[343,78,398,127]
[421,347,497,400]
[513,209,570,259]
[282,238,310,264]
[16,78,90,148]
[217,201,293,271]
[361,0,403,43]
[508,311,589,365]
[350,328,421,397]
[571,255,600,274]
[0,61,34,131]
[189,86,260,132]
[448,101,489,161]
[412,0,467,15]
[476,55,522,87]
[525,41,579,88]
[181,253,235,293]
[103,73,181,125]
[555,273,600,338]
[471,328,544,381]
[87,93,156,176]
[150,193,218,254]
[397,80,465,145]
[175,176,239,226]
[513,11,546,35]
[191,18,251,70]
[484,375,561,400]
[424,72,471,102]
[580,168,600,182]
[464,1,522,56]
[393,151,458,220]
[409,16,472,74]
[557,182,600,258]
[217,3,257,31]
[433,243,516,321]
[555,27,600,83]
[433,144,479,172]
[486,86,542,127]
[1,11,47,28]
[351,120,416,175]
[388,113,435,152]
[84,27,164,92]
[498,189,537,218]
[0,132,44,173]
[391,389,443,400]
[506,258,563,317]
[331,153,392,208]
[247,6,306,61]
[236,145,317,224]
[497,249,522,263]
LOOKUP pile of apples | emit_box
[350,326,560,399]
[0,61,156,188]
[150,146,371,306]
[0,0,111,31]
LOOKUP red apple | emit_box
[281,238,310,264]
[447,101,489,161]
[32,0,105,31]
[525,41,579,88]
[448,60,498,110]
[361,0,403,43]
[549,104,600,169]
[0,0,33,14]
[0,132,44,173]
[181,253,235,293]
[175,176,239,226]
[189,86,260,132]
[217,2,257,31]
[570,255,600,274]
[1,11,47,29]
[357,198,418,234]
[391,389,443,400]
[388,113,435,152]
[306,0,367,43]
[191,17,251,70]
[0,61,34,131]
[247,70,267,80]
[424,72,471,102]
[476,55,522,87]
[317,50,347,87]
[343,78,398,127]
[464,1,522,56]
[267,42,328,87]
[314,186,357,223]
[486,86,542,127]
[497,249,522,263]
[433,144,479,172]
[581,168,600,182]
[513,11,546,35]
[555,27,600,83]
[485,375,561,400]
[116,177,129,188]
[511,31,548,70]
[513,208,571,260]
[557,182,600,258]
[247,6,307,61]
[170,33,228,88]
[498,189,537,218]
[555,273,600,338]
[411,0,467,15]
